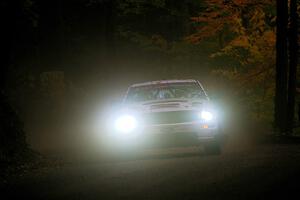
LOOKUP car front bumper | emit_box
[142,121,220,142]
[108,121,221,150]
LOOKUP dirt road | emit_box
[2,131,300,200]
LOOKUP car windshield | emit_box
[125,82,206,103]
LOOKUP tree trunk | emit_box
[274,0,289,134]
[287,0,299,134]
[105,0,116,59]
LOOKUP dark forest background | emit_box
[0,0,299,160]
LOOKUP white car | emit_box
[111,79,223,155]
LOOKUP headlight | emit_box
[114,114,137,133]
[200,111,213,121]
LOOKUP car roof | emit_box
[130,79,198,87]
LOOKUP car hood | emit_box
[122,98,209,114]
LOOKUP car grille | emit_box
[141,110,199,125]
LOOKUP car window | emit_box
[125,82,206,103]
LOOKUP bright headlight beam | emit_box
[200,111,213,121]
[114,115,137,133]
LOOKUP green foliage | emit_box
[118,0,166,15]
[23,0,39,27]
[115,0,220,79]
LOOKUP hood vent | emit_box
[150,103,180,109]
[143,100,188,105]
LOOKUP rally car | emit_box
[110,79,223,155]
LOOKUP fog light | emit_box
[202,124,209,129]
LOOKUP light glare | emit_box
[114,115,137,133]
[201,111,213,121]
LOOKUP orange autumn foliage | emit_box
[188,0,276,120]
